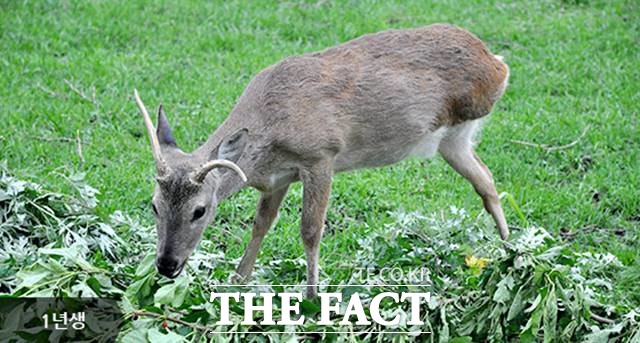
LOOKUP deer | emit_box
[134,24,510,298]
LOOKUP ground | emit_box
[1,0,639,328]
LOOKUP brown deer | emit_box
[134,24,510,298]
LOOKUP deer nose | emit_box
[156,255,180,278]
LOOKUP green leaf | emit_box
[121,318,154,343]
[15,269,50,289]
[126,274,155,305]
[86,276,103,295]
[42,259,67,273]
[154,276,190,308]
[581,323,624,343]
[537,246,565,261]
[136,254,156,278]
[502,192,528,226]
[507,285,525,321]
[493,275,515,304]
[154,281,175,306]
[543,287,557,343]
[529,306,544,337]
[524,294,542,313]
[39,246,96,271]
[30,288,55,297]
[1,303,24,332]
[147,328,185,343]
[120,296,136,314]
[71,281,99,297]
[299,299,321,317]
[121,328,149,343]
[172,277,190,308]
[438,306,449,343]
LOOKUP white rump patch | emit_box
[494,54,509,98]
[410,119,485,160]
[409,127,448,158]
[440,119,484,151]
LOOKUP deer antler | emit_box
[133,89,170,176]
[191,159,248,184]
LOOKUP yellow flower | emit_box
[465,255,489,269]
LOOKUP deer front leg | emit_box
[299,161,333,298]
[233,185,290,282]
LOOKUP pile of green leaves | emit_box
[346,211,640,342]
[1,164,638,342]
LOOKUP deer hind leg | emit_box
[233,185,290,281]
[438,126,509,240]
[299,160,333,298]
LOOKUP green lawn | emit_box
[1,0,639,340]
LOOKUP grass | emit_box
[1,0,638,312]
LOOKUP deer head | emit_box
[134,90,248,278]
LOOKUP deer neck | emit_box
[194,120,256,202]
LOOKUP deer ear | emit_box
[157,105,177,148]
[216,128,248,162]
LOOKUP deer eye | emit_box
[152,203,158,216]
[192,206,206,222]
